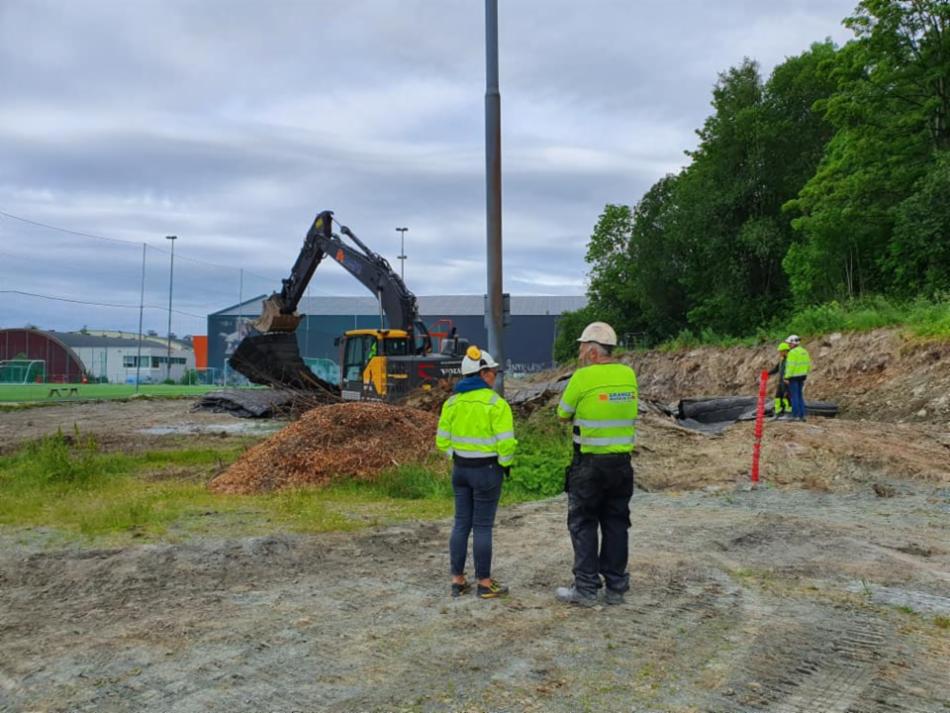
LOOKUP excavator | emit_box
[229,210,468,401]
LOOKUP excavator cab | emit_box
[340,329,410,400]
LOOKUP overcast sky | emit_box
[0,0,855,336]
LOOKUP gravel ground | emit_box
[0,399,279,454]
[2,484,948,713]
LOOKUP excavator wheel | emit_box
[229,332,340,395]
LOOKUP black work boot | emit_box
[603,589,625,605]
[555,585,597,607]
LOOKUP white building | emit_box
[55,333,195,384]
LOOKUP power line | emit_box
[0,210,138,246]
[0,290,207,319]
[0,209,282,283]
[0,208,346,299]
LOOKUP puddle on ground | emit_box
[846,581,950,615]
[138,422,283,436]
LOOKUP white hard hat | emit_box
[461,345,500,375]
[787,334,801,345]
[577,321,618,347]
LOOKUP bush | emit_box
[506,413,572,498]
[6,432,110,488]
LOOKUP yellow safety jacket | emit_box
[784,345,811,379]
[557,363,638,455]
[436,388,517,466]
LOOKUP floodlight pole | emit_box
[135,243,146,392]
[395,227,408,281]
[485,0,505,392]
[165,235,177,382]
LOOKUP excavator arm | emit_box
[253,210,428,349]
[229,211,432,392]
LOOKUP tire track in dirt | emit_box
[1,488,948,712]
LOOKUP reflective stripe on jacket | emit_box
[436,388,517,466]
[784,345,811,379]
[557,363,638,454]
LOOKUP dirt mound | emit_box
[209,402,439,494]
[622,329,950,423]
[633,413,950,492]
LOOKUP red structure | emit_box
[0,329,87,383]
[750,369,769,484]
[192,335,208,369]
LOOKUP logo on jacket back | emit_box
[599,392,634,401]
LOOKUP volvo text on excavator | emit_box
[229,211,469,401]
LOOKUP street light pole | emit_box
[135,243,146,392]
[165,235,177,382]
[395,227,408,281]
[485,0,505,393]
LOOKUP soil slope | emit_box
[625,329,950,422]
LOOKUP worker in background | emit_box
[768,342,791,419]
[436,346,517,599]
[556,322,638,607]
[784,334,812,422]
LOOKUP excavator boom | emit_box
[229,211,440,394]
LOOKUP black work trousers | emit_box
[566,452,634,596]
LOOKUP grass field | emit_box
[0,383,230,403]
[0,413,568,542]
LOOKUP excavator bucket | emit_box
[229,332,340,395]
[251,296,303,333]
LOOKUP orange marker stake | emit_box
[751,369,768,483]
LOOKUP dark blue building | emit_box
[208,294,586,381]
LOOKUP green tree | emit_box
[889,151,950,295]
[578,45,839,343]
[553,305,598,363]
[784,0,950,303]
[584,204,636,332]
[627,174,688,340]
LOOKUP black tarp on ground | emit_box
[676,396,838,434]
[194,389,336,418]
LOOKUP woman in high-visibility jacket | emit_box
[783,334,812,421]
[436,346,516,599]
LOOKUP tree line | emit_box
[558,0,949,359]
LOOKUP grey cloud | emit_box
[1,0,856,334]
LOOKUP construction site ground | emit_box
[1,329,949,712]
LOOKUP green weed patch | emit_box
[0,421,576,542]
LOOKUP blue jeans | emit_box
[787,377,806,419]
[450,462,503,580]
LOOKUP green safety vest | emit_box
[557,363,638,454]
[436,389,517,466]
[784,345,811,379]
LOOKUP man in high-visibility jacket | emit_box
[555,321,638,607]
[436,346,517,599]
[768,342,791,419]
[783,334,812,422]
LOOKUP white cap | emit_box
[577,321,618,347]
[461,345,500,375]
[787,334,801,345]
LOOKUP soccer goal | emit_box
[0,359,46,384]
[185,367,220,386]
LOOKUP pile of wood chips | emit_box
[209,402,440,494]
[398,383,452,413]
